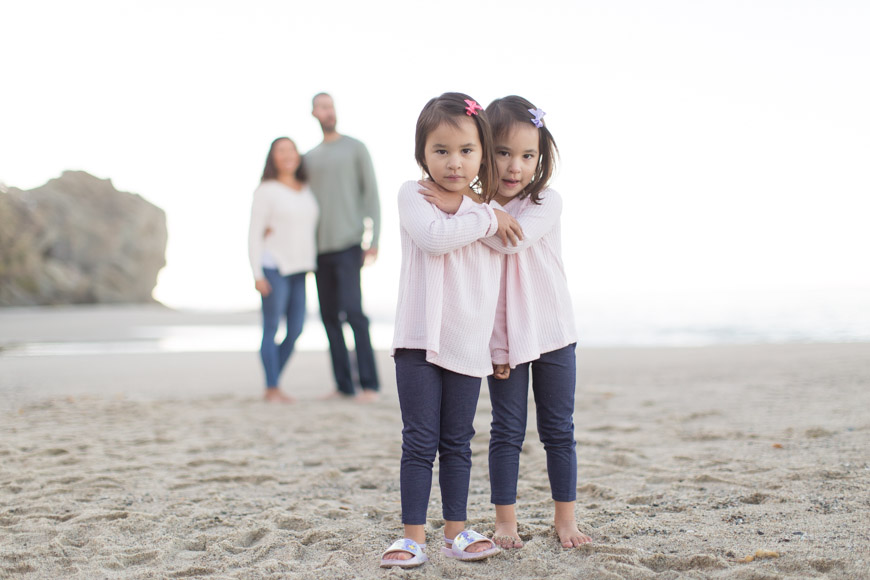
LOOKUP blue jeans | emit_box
[260,269,307,388]
[395,349,483,524]
[488,344,578,504]
[315,245,379,395]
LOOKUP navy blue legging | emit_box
[395,349,483,524]
[487,344,578,505]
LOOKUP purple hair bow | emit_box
[529,108,546,128]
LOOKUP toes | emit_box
[493,535,522,550]
[561,534,592,548]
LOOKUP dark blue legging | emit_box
[395,349,483,524]
[488,344,578,505]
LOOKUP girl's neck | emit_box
[493,193,513,206]
[463,187,484,204]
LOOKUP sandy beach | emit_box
[1,306,868,579]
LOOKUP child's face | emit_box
[494,123,539,203]
[423,117,483,193]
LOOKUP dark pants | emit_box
[315,245,379,395]
[487,344,578,505]
[395,349,483,524]
[260,269,306,388]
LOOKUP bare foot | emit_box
[492,522,524,549]
[555,519,592,548]
[492,520,523,550]
[355,390,379,404]
[492,505,523,549]
[264,389,295,403]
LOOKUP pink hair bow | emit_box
[529,108,546,128]
[465,100,483,116]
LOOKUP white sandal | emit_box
[441,530,500,561]
[380,538,428,568]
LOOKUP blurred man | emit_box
[305,92,381,402]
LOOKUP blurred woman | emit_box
[248,137,319,402]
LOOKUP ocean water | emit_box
[3,287,868,357]
[573,287,870,347]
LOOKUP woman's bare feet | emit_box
[264,389,295,403]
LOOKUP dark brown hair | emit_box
[261,137,307,183]
[414,92,498,202]
[486,95,559,204]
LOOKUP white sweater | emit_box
[483,188,577,367]
[391,180,502,377]
[248,180,319,278]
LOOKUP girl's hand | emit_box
[255,278,271,297]
[492,363,510,380]
[417,179,463,214]
[494,210,524,246]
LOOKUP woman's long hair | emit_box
[261,137,307,182]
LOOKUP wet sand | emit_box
[1,306,868,579]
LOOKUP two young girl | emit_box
[381,92,587,568]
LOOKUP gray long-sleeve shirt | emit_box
[304,135,380,254]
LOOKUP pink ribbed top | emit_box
[484,188,577,368]
[391,180,502,377]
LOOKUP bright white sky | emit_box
[2,0,868,316]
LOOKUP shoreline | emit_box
[3,302,870,357]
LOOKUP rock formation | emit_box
[0,171,167,306]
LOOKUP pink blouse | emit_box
[391,180,502,377]
[483,188,577,368]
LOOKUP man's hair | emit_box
[312,92,332,107]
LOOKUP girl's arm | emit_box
[480,189,563,255]
[398,181,498,256]
[417,180,524,247]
